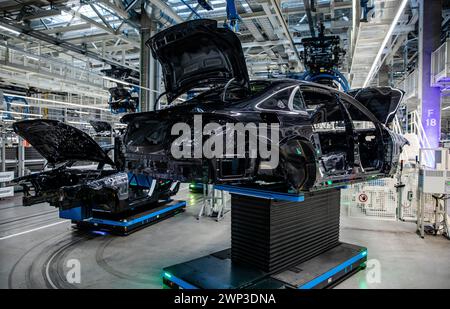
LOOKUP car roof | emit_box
[253,78,343,92]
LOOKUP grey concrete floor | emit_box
[0,184,449,289]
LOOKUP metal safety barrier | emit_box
[341,164,419,221]
[431,38,450,87]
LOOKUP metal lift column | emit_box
[140,6,158,112]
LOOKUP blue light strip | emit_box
[87,201,186,227]
[164,273,199,289]
[298,251,367,289]
[214,185,304,202]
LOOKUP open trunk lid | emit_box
[13,119,114,166]
[347,87,404,125]
[146,19,249,104]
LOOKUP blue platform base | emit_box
[71,200,186,235]
[214,184,304,202]
[162,243,367,289]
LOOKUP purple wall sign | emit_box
[420,0,442,149]
[421,95,441,148]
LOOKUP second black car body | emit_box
[13,120,180,212]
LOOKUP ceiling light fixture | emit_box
[102,76,130,86]
[67,121,91,126]
[72,110,90,115]
[0,110,43,117]
[25,55,40,61]
[0,24,21,35]
[8,103,99,116]
[7,102,29,107]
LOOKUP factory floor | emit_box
[0,184,449,289]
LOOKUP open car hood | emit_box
[146,19,249,104]
[348,87,404,125]
[13,119,114,166]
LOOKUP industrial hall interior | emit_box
[0,0,449,291]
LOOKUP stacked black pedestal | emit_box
[162,187,367,289]
[231,189,341,273]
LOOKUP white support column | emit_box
[17,137,25,178]
[140,6,157,112]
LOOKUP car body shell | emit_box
[12,119,180,213]
[122,79,408,193]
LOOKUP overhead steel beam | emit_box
[147,0,184,24]
[241,39,289,48]
[385,34,407,63]
[303,0,316,37]
[95,0,130,20]
[42,23,92,34]
[234,1,352,22]
[94,0,141,30]
[64,33,118,44]
[89,3,114,31]
[58,6,140,48]
[125,0,141,12]
[22,9,62,20]
[101,43,137,52]
[187,3,202,20]
[291,20,351,33]
[269,0,302,65]
[59,6,112,33]
[243,19,277,59]
[261,3,281,37]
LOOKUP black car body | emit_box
[13,119,179,213]
[121,19,408,193]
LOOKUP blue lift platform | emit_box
[162,185,366,289]
[59,173,186,236]
[64,199,186,236]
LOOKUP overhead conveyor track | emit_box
[350,0,407,88]
[0,18,139,71]
[0,42,111,98]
